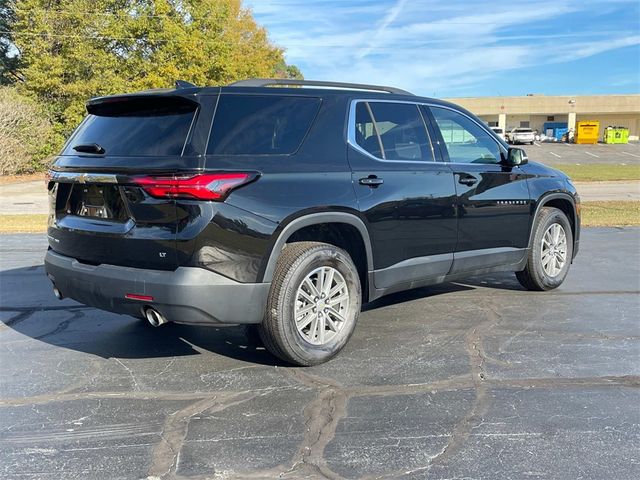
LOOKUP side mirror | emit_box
[505,147,528,166]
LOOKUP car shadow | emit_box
[363,271,525,311]
[1,265,524,364]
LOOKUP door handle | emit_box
[457,174,478,186]
[359,176,384,187]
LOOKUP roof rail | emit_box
[175,80,197,89]
[229,78,413,96]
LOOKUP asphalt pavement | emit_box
[1,229,639,479]
[525,141,640,165]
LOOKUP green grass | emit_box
[581,201,640,227]
[0,214,48,233]
[554,164,640,182]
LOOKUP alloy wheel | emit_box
[294,266,350,345]
[541,223,567,277]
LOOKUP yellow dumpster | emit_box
[575,121,600,144]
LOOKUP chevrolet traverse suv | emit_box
[45,79,580,366]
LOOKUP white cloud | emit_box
[244,0,640,96]
[357,0,408,58]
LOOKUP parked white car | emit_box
[507,128,535,145]
[490,126,506,141]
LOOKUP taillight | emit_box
[132,173,256,201]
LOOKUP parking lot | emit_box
[1,228,639,480]
[524,141,640,165]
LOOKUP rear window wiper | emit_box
[73,143,106,155]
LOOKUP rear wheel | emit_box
[258,242,361,366]
[517,207,573,291]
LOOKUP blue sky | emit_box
[244,0,640,98]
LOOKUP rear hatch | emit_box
[515,129,534,141]
[47,94,201,270]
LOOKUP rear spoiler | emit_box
[86,93,199,116]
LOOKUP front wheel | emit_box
[516,207,573,291]
[258,242,361,366]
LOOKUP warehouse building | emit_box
[444,94,640,141]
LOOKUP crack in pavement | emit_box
[147,392,259,480]
[218,369,351,480]
[422,307,495,470]
[34,311,84,341]
[2,375,635,408]
[374,299,503,479]
[2,296,639,480]
[1,310,35,328]
[287,387,349,480]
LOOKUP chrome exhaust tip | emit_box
[53,286,63,300]
[145,308,167,327]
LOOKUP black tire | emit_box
[516,207,573,291]
[258,241,361,366]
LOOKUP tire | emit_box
[258,241,362,366]
[517,207,573,291]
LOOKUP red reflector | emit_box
[132,173,254,200]
[125,294,154,302]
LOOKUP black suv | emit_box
[45,79,580,366]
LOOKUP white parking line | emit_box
[584,151,599,158]
[549,152,561,158]
[534,142,541,147]
[622,151,640,158]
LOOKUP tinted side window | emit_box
[354,102,383,158]
[353,102,433,161]
[208,95,321,155]
[430,107,502,164]
[368,102,433,161]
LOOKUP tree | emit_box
[11,0,303,138]
[0,1,22,85]
[0,86,55,174]
[275,60,303,80]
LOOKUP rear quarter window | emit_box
[63,97,197,157]
[207,95,321,155]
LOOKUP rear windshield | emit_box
[207,95,321,155]
[62,97,197,157]
[491,128,503,133]
[515,128,533,133]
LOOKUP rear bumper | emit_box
[44,250,270,325]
